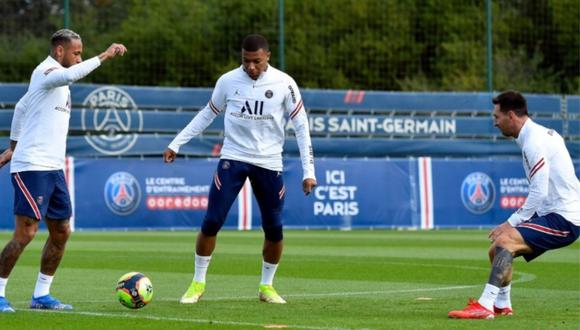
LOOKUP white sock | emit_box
[33,272,53,298]
[260,261,278,286]
[193,254,212,283]
[495,284,512,309]
[478,283,499,311]
[0,277,8,297]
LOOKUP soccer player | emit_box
[163,34,316,304]
[448,91,580,319]
[0,29,126,312]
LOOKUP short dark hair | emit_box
[492,91,528,117]
[242,34,269,52]
[50,29,81,48]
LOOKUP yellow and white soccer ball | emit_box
[115,272,153,309]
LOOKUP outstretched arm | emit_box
[164,77,226,162]
[42,43,127,89]
[166,105,219,156]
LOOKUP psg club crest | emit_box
[104,172,142,215]
[81,86,142,156]
[460,172,495,214]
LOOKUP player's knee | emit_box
[201,217,224,237]
[52,225,71,241]
[263,224,283,242]
[46,225,71,248]
[493,235,514,250]
[491,238,518,257]
[14,224,38,245]
[14,231,36,246]
[487,246,495,262]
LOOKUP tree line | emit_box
[0,0,577,94]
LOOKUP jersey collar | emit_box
[240,64,270,82]
[516,118,532,147]
[45,55,63,68]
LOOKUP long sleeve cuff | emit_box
[302,169,316,181]
[507,213,523,227]
[167,142,181,154]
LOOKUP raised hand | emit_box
[99,43,127,62]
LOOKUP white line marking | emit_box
[12,270,539,330]
[9,284,481,304]
[19,309,348,330]
[11,267,539,304]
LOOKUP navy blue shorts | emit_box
[202,159,285,236]
[11,170,72,221]
[516,213,580,262]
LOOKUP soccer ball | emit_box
[116,272,153,309]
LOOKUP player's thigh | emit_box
[206,159,250,217]
[515,213,580,261]
[11,171,55,220]
[45,170,72,221]
[249,166,285,222]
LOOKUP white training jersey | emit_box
[169,65,315,180]
[10,55,101,173]
[507,118,580,227]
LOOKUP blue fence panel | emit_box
[72,84,212,109]
[0,83,27,107]
[0,83,565,114]
[303,90,499,112]
[302,90,561,114]
[0,110,566,137]
[308,115,562,137]
[431,159,524,228]
[567,96,580,115]
[567,96,579,137]
[283,158,415,228]
[1,135,578,160]
[524,94,562,114]
[0,158,417,230]
[0,166,12,228]
[1,158,578,230]
[0,136,546,159]
[68,109,223,133]
[308,115,486,136]
[0,84,577,158]
[64,135,222,157]
[568,141,580,158]
[570,121,580,136]
[0,111,12,130]
[71,158,217,229]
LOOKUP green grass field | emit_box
[0,230,578,329]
